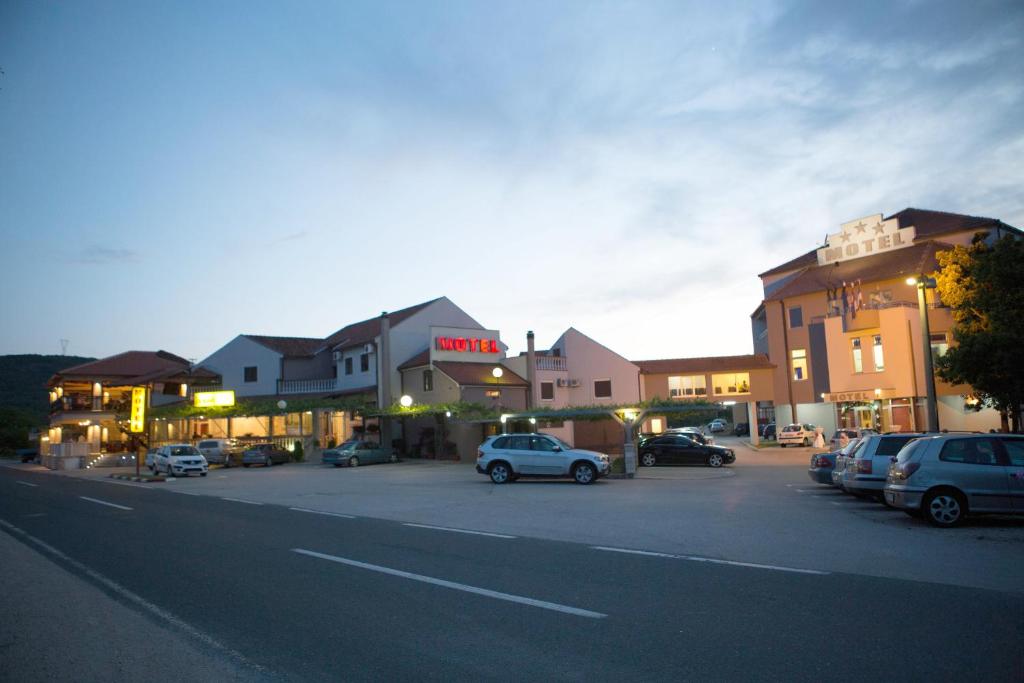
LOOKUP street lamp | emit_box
[906,275,939,432]
[399,395,413,408]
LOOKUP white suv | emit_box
[153,444,209,477]
[476,433,611,485]
[778,423,817,447]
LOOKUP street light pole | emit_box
[908,276,939,432]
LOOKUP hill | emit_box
[0,354,95,426]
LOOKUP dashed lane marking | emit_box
[592,546,829,575]
[221,497,263,506]
[79,496,132,511]
[15,481,38,488]
[402,523,517,539]
[291,548,607,619]
[289,507,355,519]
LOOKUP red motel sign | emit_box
[435,336,499,353]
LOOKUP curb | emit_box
[109,474,165,483]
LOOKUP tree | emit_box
[934,233,1024,432]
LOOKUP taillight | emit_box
[894,462,920,480]
[856,459,873,474]
[476,450,484,459]
[815,455,832,468]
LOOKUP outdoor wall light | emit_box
[529,417,537,425]
[445,410,452,418]
[399,395,413,408]
[277,400,287,410]
[492,367,504,379]
[500,414,509,424]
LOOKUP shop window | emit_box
[423,370,434,392]
[244,366,258,383]
[711,373,750,395]
[930,333,949,362]
[851,339,863,373]
[872,335,885,371]
[345,357,353,375]
[540,381,554,401]
[594,379,612,399]
[360,353,369,372]
[668,375,706,397]
[791,349,808,381]
[789,306,803,328]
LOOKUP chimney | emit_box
[526,330,536,409]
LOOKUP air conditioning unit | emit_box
[556,378,569,387]
[332,351,341,362]
[363,343,373,354]
[568,379,581,388]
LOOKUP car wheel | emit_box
[640,452,656,467]
[573,462,596,485]
[803,438,811,447]
[780,443,786,448]
[333,463,342,468]
[489,462,511,484]
[265,456,273,467]
[707,453,724,468]
[923,489,966,528]
[349,456,360,467]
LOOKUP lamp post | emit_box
[906,276,939,432]
[492,366,503,405]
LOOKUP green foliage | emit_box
[292,440,305,462]
[935,234,1024,429]
[0,354,94,425]
[0,407,37,449]
[149,395,372,420]
[610,457,625,474]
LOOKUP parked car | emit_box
[886,433,1024,527]
[840,433,925,498]
[761,423,777,440]
[832,438,867,489]
[778,423,817,447]
[808,438,862,485]
[665,427,713,445]
[16,448,39,463]
[708,419,727,433]
[639,434,735,468]
[153,444,208,477]
[197,438,244,467]
[241,443,291,467]
[829,428,879,450]
[733,422,749,437]
[322,440,397,467]
[145,448,159,471]
[476,433,610,485]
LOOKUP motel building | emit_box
[750,208,1021,436]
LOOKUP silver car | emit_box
[476,433,611,485]
[840,433,924,498]
[885,433,1024,527]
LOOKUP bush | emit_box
[292,440,305,462]
[610,457,625,474]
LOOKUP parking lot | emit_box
[7,437,1023,593]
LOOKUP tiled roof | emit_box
[322,298,442,351]
[758,208,1014,278]
[433,361,528,387]
[634,354,775,375]
[764,241,948,302]
[52,350,192,385]
[398,349,430,371]
[243,335,323,358]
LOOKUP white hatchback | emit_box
[153,444,209,477]
[778,423,817,447]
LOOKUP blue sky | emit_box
[1,1,1021,362]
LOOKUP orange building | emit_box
[751,209,1020,437]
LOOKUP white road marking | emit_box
[221,497,263,506]
[100,479,153,490]
[79,496,132,511]
[289,507,355,519]
[15,481,38,488]
[785,484,794,487]
[292,548,607,619]
[165,489,201,496]
[402,523,516,539]
[0,518,263,672]
[592,546,829,576]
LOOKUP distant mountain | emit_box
[0,354,95,425]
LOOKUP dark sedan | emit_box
[639,435,735,468]
[241,443,291,467]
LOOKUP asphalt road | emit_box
[1,466,1022,682]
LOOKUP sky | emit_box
[1,0,1022,363]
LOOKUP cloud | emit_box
[69,245,140,265]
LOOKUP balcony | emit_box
[276,378,339,395]
[536,357,567,371]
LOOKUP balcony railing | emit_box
[276,378,338,395]
[536,357,567,371]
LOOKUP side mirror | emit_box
[552,446,562,452]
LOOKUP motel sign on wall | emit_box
[816,214,917,266]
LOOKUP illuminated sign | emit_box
[130,387,146,433]
[816,214,916,266]
[823,389,894,402]
[435,336,500,353]
[194,390,236,408]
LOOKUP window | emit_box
[930,333,949,361]
[791,349,808,381]
[540,381,554,401]
[360,353,369,372]
[939,438,999,465]
[1000,438,1024,466]
[851,339,863,373]
[508,435,530,451]
[530,436,558,452]
[244,366,258,383]
[423,370,433,392]
[594,379,612,399]
[344,357,353,375]
[789,306,803,328]
[668,375,706,397]
[872,335,885,371]
[711,373,750,394]
[331,365,338,379]
[492,436,509,449]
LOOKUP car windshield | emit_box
[170,447,200,456]
[839,438,861,455]
[338,440,360,450]
[896,438,927,463]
